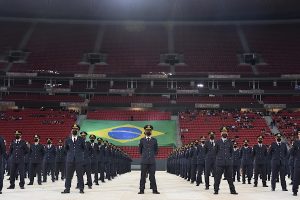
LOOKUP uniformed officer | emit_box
[89,135,99,185]
[190,141,198,184]
[196,137,206,186]
[252,136,268,187]
[55,139,66,180]
[232,142,241,182]
[204,131,216,190]
[43,138,56,183]
[288,139,295,185]
[7,130,29,189]
[0,135,6,194]
[240,139,253,184]
[138,125,160,194]
[80,131,92,189]
[61,124,86,194]
[28,134,45,185]
[97,138,106,183]
[291,130,300,196]
[213,127,238,195]
[269,133,288,191]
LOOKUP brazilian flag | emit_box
[80,120,177,147]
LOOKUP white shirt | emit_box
[72,136,78,143]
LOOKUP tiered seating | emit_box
[0,21,30,54]
[243,24,300,74]
[263,96,300,104]
[2,94,85,103]
[94,25,168,75]
[120,146,173,159]
[87,110,171,121]
[89,95,170,105]
[0,108,77,144]
[174,25,252,75]
[272,110,300,137]
[10,23,97,74]
[176,96,257,104]
[179,110,273,146]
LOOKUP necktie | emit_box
[147,138,150,142]
[74,138,76,143]
[16,141,19,145]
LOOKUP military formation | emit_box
[0,124,132,194]
[167,127,300,196]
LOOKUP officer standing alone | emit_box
[138,125,160,194]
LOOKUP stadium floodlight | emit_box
[197,83,204,88]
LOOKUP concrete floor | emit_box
[0,171,296,200]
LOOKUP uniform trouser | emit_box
[139,163,157,191]
[196,163,205,184]
[43,162,55,181]
[97,161,105,182]
[10,162,25,187]
[271,162,287,190]
[290,164,294,182]
[242,164,252,182]
[214,165,236,192]
[29,163,42,184]
[232,165,240,181]
[91,162,98,183]
[292,166,300,194]
[55,162,65,179]
[190,163,197,182]
[0,161,3,191]
[266,163,271,180]
[105,162,111,180]
[82,161,92,187]
[65,161,84,190]
[205,159,215,187]
[254,163,267,185]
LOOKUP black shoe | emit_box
[254,184,257,187]
[7,186,15,189]
[263,185,268,187]
[88,186,92,189]
[196,184,199,186]
[153,190,160,194]
[282,189,288,191]
[272,188,275,191]
[0,191,2,194]
[85,183,88,185]
[27,183,33,185]
[205,187,209,190]
[293,193,297,196]
[248,181,251,184]
[95,182,99,185]
[61,189,70,194]
[214,191,218,195]
[38,183,42,185]
[75,186,79,189]
[231,191,238,195]
[20,186,25,189]
[80,189,84,194]
[242,182,246,184]
[138,190,144,194]
[237,180,241,182]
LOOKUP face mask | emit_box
[47,141,51,144]
[258,140,263,144]
[222,133,228,138]
[146,132,151,136]
[34,138,39,142]
[234,145,237,148]
[16,135,20,140]
[210,136,215,140]
[277,138,281,142]
[72,130,78,136]
[244,143,248,147]
[90,139,94,143]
